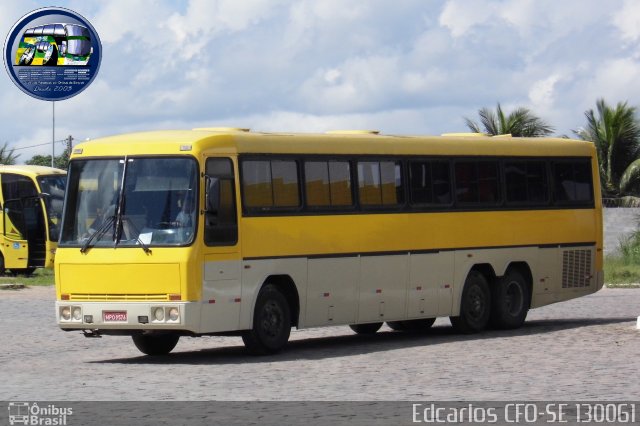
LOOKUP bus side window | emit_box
[205,158,238,246]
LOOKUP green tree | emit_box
[464,103,554,137]
[0,142,19,165]
[574,99,640,198]
[25,148,70,170]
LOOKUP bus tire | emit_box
[490,269,530,329]
[14,268,35,276]
[0,253,5,275]
[132,333,179,356]
[387,318,436,331]
[242,284,291,355]
[386,321,405,331]
[349,322,383,334]
[450,270,491,333]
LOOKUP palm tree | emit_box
[464,103,554,137]
[0,142,19,165]
[574,99,640,198]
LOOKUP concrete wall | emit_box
[603,207,640,255]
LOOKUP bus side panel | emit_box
[408,251,454,319]
[305,257,359,327]
[200,256,242,333]
[358,254,408,323]
[532,247,561,308]
[531,245,598,308]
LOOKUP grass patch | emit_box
[0,268,54,288]
[604,256,640,287]
[605,229,640,287]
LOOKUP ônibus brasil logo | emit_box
[7,402,73,426]
[3,7,102,101]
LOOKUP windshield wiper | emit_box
[121,216,152,254]
[80,216,115,254]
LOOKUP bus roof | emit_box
[0,165,66,178]
[71,129,596,159]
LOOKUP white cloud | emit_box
[528,74,561,109]
[299,55,399,113]
[586,58,640,104]
[438,0,495,38]
[165,0,282,43]
[613,0,640,42]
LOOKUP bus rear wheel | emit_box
[450,270,491,333]
[387,318,436,331]
[349,322,383,334]
[490,269,530,329]
[242,284,291,355]
[132,333,179,356]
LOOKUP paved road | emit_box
[0,286,638,401]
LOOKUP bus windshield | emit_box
[60,157,198,248]
[37,174,67,241]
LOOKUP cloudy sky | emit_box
[1,0,640,162]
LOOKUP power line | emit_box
[10,139,67,151]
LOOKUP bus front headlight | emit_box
[60,307,71,321]
[72,307,82,321]
[168,307,179,322]
[153,307,164,322]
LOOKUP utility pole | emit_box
[61,135,74,169]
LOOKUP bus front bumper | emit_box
[55,301,201,333]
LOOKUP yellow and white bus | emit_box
[0,165,66,274]
[55,128,603,355]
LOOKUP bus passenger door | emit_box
[200,157,242,333]
[1,199,29,270]
[0,173,47,270]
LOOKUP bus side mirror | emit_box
[205,177,220,214]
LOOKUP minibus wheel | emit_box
[349,322,383,334]
[132,333,180,356]
[450,270,491,333]
[242,284,291,355]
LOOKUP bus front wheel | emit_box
[132,333,179,356]
[242,284,291,355]
[450,270,491,333]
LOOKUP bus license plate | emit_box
[103,311,127,322]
